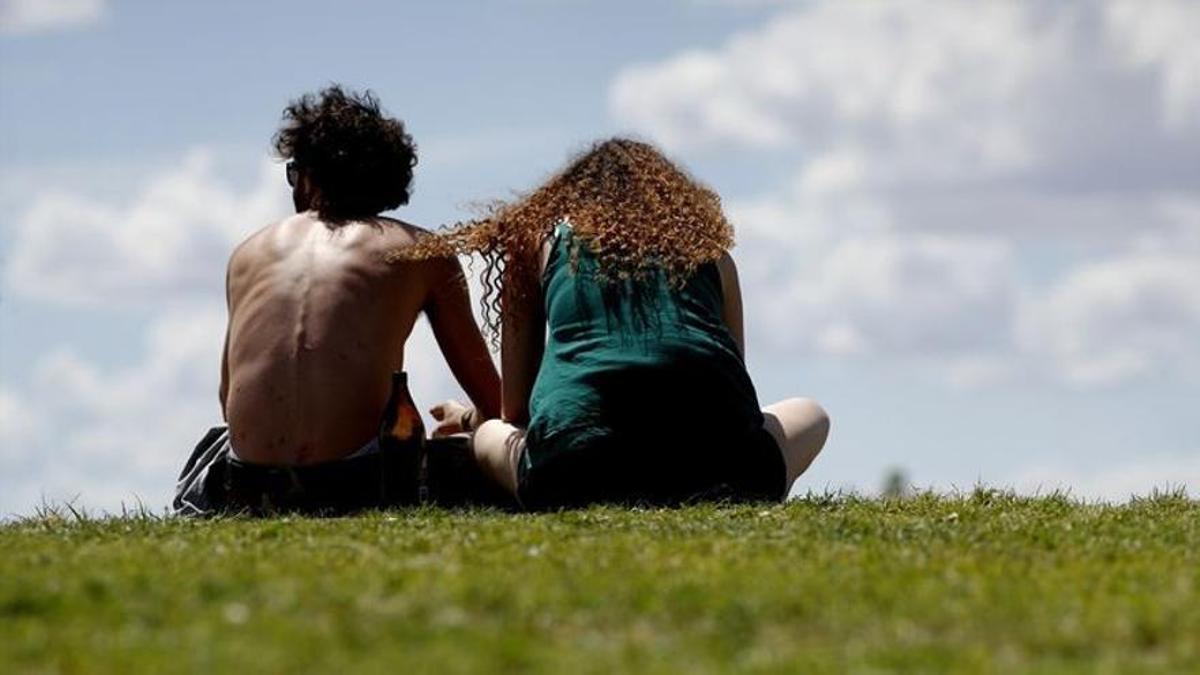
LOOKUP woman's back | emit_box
[523,224,776,504]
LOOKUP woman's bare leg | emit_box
[471,419,527,498]
[762,398,830,492]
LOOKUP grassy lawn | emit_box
[2,491,1197,673]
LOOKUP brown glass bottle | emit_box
[377,371,425,505]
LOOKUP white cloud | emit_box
[755,233,1017,357]
[612,1,1200,181]
[733,191,1200,385]
[0,0,105,35]
[613,0,1200,386]
[4,149,286,307]
[1106,0,1200,130]
[1019,254,1200,386]
[612,0,1200,206]
[0,306,225,515]
[0,386,40,462]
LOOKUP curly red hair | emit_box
[391,138,734,343]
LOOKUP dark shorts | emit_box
[173,426,420,517]
[517,427,786,510]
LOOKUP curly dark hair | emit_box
[272,85,417,221]
[391,138,734,345]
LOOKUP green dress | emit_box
[521,222,784,507]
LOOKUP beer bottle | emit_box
[378,371,425,505]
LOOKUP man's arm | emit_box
[716,252,746,359]
[424,257,502,423]
[219,329,230,420]
[218,263,232,419]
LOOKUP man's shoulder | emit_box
[375,216,432,241]
[229,218,284,264]
[370,217,445,263]
[227,215,313,277]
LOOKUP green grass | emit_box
[2,490,1198,673]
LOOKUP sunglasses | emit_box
[286,161,299,187]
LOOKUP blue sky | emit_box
[1,0,1198,515]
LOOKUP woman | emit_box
[408,138,829,508]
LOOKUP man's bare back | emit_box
[221,212,498,465]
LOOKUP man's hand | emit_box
[429,399,475,437]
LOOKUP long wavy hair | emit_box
[391,138,734,343]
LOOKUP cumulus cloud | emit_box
[1019,253,1200,385]
[0,0,105,35]
[1106,0,1200,131]
[4,150,286,307]
[0,307,224,515]
[612,0,1200,386]
[744,232,1017,358]
[0,386,40,463]
[613,1,1200,181]
[614,0,1200,240]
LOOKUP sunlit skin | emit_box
[220,171,499,465]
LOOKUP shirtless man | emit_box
[174,86,500,515]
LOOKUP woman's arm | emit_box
[500,261,546,425]
[716,252,746,359]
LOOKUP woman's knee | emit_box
[800,398,831,443]
[470,419,525,496]
[473,418,511,444]
[764,398,830,486]
[766,397,830,443]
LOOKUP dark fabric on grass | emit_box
[172,425,420,517]
[518,427,785,510]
